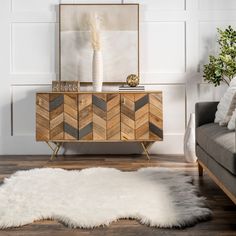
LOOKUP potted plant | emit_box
[203,25,236,86]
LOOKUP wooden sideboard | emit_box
[36,92,163,159]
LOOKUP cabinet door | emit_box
[36,93,50,141]
[149,93,163,140]
[121,93,150,141]
[78,94,93,140]
[92,93,121,140]
[64,94,78,140]
[49,94,64,140]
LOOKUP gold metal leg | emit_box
[141,142,150,160]
[55,143,61,156]
[46,142,62,160]
[46,141,54,152]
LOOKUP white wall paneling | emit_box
[1,0,236,154]
[12,85,51,136]
[73,0,121,3]
[198,83,227,102]
[140,22,185,74]
[124,0,186,11]
[11,23,57,74]
[199,0,236,11]
[11,0,59,12]
[199,21,236,73]
[0,1,11,155]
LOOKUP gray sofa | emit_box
[195,102,236,204]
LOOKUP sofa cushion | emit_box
[196,123,236,175]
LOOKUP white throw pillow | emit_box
[230,77,236,87]
[228,109,236,130]
[214,87,236,125]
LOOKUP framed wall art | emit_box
[59,4,139,83]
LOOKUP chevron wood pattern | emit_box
[36,92,163,142]
[107,94,120,140]
[121,94,135,140]
[135,94,149,140]
[92,94,107,140]
[121,94,150,140]
[36,94,50,141]
[149,93,163,140]
[78,94,93,140]
[49,94,64,140]
[64,94,78,140]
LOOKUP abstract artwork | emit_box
[60,4,139,82]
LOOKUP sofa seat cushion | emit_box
[196,123,236,175]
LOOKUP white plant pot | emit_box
[92,50,103,92]
[184,113,197,163]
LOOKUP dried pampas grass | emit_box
[88,13,102,51]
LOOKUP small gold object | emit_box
[126,74,139,87]
[52,81,80,92]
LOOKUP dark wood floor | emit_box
[0,155,235,236]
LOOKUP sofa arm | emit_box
[195,102,219,128]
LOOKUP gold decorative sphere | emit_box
[126,74,139,87]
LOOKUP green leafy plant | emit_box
[203,25,236,86]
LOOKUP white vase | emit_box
[184,113,197,163]
[92,50,103,92]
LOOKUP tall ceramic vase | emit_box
[184,113,197,163]
[92,50,103,92]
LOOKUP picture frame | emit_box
[59,4,139,84]
[52,80,80,92]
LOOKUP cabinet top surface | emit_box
[37,91,162,94]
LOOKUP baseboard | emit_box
[0,134,184,155]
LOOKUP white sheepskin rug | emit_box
[0,167,211,228]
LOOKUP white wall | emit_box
[0,0,233,155]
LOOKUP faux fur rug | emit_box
[0,167,211,228]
